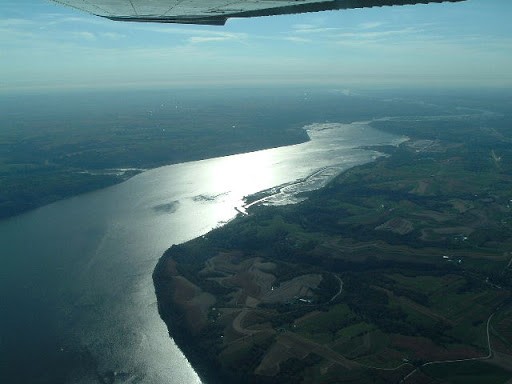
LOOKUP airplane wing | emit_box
[50,0,465,26]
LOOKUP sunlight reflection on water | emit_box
[0,121,405,384]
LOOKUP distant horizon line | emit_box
[2,81,511,96]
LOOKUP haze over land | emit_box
[0,88,413,383]
[3,87,512,384]
[1,1,512,384]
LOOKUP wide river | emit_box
[0,122,404,383]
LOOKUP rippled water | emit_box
[0,122,405,383]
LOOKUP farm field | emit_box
[154,115,512,383]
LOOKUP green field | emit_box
[422,361,511,384]
[151,90,512,383]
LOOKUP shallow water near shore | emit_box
[0,122,404,383]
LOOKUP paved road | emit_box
[400,311,496,383]
[329,275,344,303]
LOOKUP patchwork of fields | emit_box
[155,129,512,383]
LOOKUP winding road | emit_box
[400,311,496,383]
[329,275,344,303]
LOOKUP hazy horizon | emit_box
[1,0,511,92]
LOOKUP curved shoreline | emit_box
[150,150,393,384]
[0,137,311,221]
[151,129,512,383]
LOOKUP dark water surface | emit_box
[0,122,404,383]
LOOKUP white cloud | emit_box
[0,18,36,27]
[188,36,231,44]
[45,14,109,26]
[293,26,339,34]
[133,25,245,38]
[336,27,422,40]
[72,31,96,41]
[187,31,247,44]
[358,21,385,30]
[283,36,311,43]
[1,1,510,91]
[101,32,125,40]
[292,23,315,30]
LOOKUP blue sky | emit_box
[1,0,511,91]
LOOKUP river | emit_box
[0,122,404,383]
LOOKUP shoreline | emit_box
[151,126,512,382]
[152,142,398,384]
[0,136,311,221]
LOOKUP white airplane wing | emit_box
[50,0,465,25]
